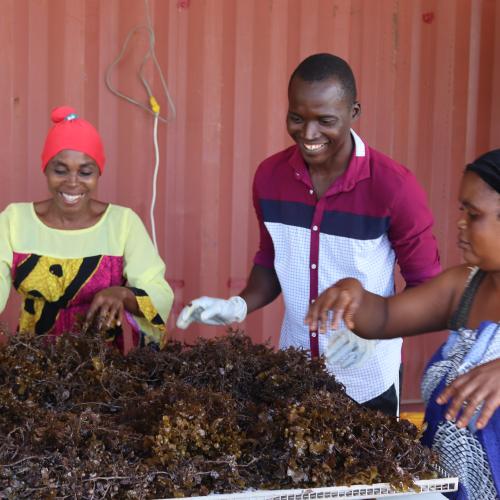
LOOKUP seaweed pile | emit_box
[0,329,438,499]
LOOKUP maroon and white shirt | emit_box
[252,130,441,403]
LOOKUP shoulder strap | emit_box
[448,268,486,330]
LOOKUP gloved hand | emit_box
[176,296,247,329]
[325,328,376,369]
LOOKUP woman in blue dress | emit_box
[306,149,500,499]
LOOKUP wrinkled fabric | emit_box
[421,321,500,499]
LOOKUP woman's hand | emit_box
[305,278,364,332]
[437,358,500,430]
[85,286,136,331]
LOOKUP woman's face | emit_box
[457,171,500,270]
[45,150,100,212]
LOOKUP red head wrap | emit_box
[41,106,106,173]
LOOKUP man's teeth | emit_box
[304,143,326,151]
[61,193,83,203]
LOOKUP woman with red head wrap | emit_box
[0,106,173,350]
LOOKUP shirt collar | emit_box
[289,129,370,194]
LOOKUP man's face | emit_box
[286,76,360,169]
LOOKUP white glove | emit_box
[176,296,247,329]
[325,329,376,369]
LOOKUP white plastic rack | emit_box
[161,465,458,500]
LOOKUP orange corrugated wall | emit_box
[1,0,499,409]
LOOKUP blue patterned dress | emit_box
[421,268,500,499]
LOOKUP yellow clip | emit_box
[149,96,160,114]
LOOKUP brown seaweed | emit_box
[0,329,438,499]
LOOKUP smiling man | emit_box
[177,53,441,415]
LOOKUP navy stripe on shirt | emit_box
[260,199,390,240]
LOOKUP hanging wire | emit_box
[105,0,175,249]
[150,101,160,249]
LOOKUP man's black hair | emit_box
[289,53,357,104]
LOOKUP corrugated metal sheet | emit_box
[1,0,499,408]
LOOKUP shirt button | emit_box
[311,299,315,304]
[312,225,318,231]
[309,189,314,195]
[311,332,317,338]
[295,172,300,177]
[311,263,317,270]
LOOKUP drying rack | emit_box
[160,464,458,500]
